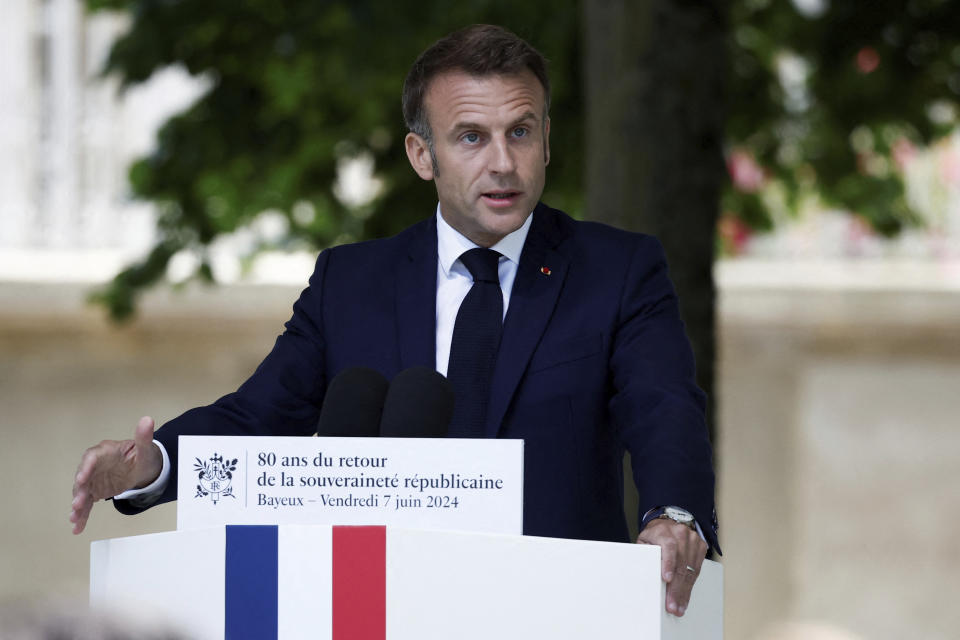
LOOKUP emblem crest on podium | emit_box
[194,453,238,504]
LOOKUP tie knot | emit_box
[459,248,501,284]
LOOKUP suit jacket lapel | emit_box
[486,204,570,437]
[396,217,438,371]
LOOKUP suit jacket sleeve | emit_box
[116,250,334,512]
[609,235,718,550]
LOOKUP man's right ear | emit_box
[405,132,435,181]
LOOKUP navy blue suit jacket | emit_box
[132,203,718,550]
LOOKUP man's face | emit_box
[405,70,550,247]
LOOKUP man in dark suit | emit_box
[72,24,717,617]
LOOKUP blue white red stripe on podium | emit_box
[224,525,385,640]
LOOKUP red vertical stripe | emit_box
[332,526,386,640]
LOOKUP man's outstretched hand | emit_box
[637,517,708,617]
[70,416,162,535]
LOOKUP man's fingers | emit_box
[70,491,94,535]
[73,445,100,488]
[70,501,89,525]
[134,416,155,447]
[666,571,695,616]
[71,480,94,516]
[659,538,678,582]
[71,509,89,535]
[664,555,694,615]
[670,534,707,614]
[70,425,143,535]
[71,487,88,510]
[74,442,115,497]
[687,539,707,576]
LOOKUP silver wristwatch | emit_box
[658,506,696,529]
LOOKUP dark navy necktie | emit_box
[446,248,503,438]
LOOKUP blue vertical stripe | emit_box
[225,525,278,640]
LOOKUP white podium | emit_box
[91,525,722,640]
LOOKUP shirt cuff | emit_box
[113,440,170,507]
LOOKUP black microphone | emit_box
[316,367,389,437]
[379,367,455,438]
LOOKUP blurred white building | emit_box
[0,0,203,281]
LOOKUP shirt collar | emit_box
[436,205,533,277]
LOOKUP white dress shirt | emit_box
[434,206,531,375]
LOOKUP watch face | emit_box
[665,506,694,523]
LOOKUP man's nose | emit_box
[488,138,517,174]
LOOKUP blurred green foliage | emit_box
[725,0,960,239]
[88,0,960,318]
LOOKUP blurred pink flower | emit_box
[856,46,880,74]
[938,146,960,185]
[846,214,873,255]
[727,150,766,192]
[718,214,752,255]
[891,137,917,172]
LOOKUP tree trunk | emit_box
[584,0,727,539]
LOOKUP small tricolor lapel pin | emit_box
[540,266,551,275]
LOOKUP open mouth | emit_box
[482,191,521,201]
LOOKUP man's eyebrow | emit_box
[451,121,487,134]
[450,112,540,135]
[512,111,539,125]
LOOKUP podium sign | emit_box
[177,436,523,534]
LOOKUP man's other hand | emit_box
[70,416,162,535]
[636,517,708,617]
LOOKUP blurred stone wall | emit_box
[718,262,960,640]
[0,281,297,599]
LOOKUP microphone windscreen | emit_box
[317,367,389,437]
[379,367,454,438]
